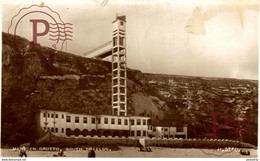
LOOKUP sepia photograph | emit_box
[1,0,259,158]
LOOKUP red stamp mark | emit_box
[192,102,251,156]
[8,4,73,63]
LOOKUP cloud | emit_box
[185,4,258,35]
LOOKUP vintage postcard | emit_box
[1,0,259,159]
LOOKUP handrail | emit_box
[83,41,112,56]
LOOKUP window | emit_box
[143,120,146,125]
[143,131,146,136]
[120,96,125,102]
[98,118,101,124]
[66,116,71,122]
[165,128,168,132]
[55,128,58,133]
[75,116,79,123]
[62,114,64,119]
[113,86,118,93]
[113,37,117,46]
[111,118,115,124]
[131,119,135,125]
[113,70,118,77]
[120,79,125,85]
[113,95,118,101]
[51,128,54,132]
[113,47,118,53]
[43,113,46,117]
[113,63,118,71]
[92,118,95,124]
[118,119,121,125]
[55,114,58,118]
[51,114,54,118]
[137,119,141,125]
[119,37,124,46]
[120,87,125,94]
[48,113,50,118]
[120,21,124,26]
[120,62,126,68]
[176,127,184,132]
[124,119,128,125]
[104,118,108,124]
[113,108,118,115]
[137,131,141,136]
[62,128,64,133]
[83,117,87,123]
[131,131,135,136]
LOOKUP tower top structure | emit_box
[113,15,126,23]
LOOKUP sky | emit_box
[1,0,259,80]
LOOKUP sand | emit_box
[1,147,257,158]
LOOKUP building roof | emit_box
[112,15,126,23]
[83,41,112,58]
[38,109,151,119]
[151,119,187,127]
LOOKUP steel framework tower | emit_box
[111,16,127,116]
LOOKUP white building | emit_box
[37,109,153,138]
[129,116,150,137]
[37,109,187,139]
[148,126,188,139]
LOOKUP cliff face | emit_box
[1,32,258,146]
[144,74,258,144]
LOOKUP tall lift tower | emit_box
[111,16,127,116]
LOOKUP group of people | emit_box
[19,146,27,157]
[53,149,66,157]
[19,146,96,157]
[139,147,152,152]
[53,148,96,157]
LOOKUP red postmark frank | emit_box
[192,102,251,156]
[8,4,73,63]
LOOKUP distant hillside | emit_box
[1,32,258,146]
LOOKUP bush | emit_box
[145,138,254,149]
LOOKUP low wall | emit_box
[36,133,255,149]
[145,138,254,149]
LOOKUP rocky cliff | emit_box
[1,32,258,146]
